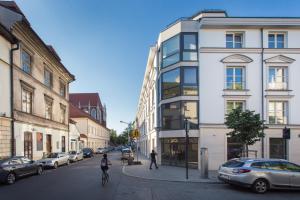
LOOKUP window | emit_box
[162,35,180,68]
[183,67,198,95]
[162,102,181,130]
[268,101,288,124]
[182,101,198,129]
[22,50,31,74]
[45,97,53,120]
[268,33,285,48]
[21,157,32,164]
[182,34,197,61]
[268,67,288,90]
[162,68,180,99]
[226,67,245,90]
[161,101,198,130]
[44,68,53,88]
[61,136,66,152]
[226,33,243,48]
[60,105,66,124]
[59,80,66,97]
[22,88,32,113]
[226,101,245,114]
[91,108,97,119]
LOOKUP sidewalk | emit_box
[122,153,221,183]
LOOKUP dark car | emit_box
[0,156,43,185]
[82,148,94,158]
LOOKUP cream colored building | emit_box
[0,23,17,158]
[136,10,300,170]
[70,103,109,151]
[0,2,75,160]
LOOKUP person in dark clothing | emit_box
[149,150,158,169]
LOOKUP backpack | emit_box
[101,158,107,167]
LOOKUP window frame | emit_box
[59,79,66,97]
[161,34,181,68]
[268,66,288,90]
[21,86,33,114]
[268,32,286,48]
[226,32,244,48]
[268,101,288,124]
[225,66,245,90]
[44,95,53,120]
[182,33,198,62]
[21,49,32,74]
[44,66,53,89]
[226,100,246,114]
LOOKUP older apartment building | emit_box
[70,93,109,151]
[0,2,75,160]
[136,10,300,170]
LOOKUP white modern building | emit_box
[136,10,300,170]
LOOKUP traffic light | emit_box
[283,127,291,139]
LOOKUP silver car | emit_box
[38,153,70,169]
[69,151,83,162]
[218,158,300,193]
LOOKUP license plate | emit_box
[220,174,230,180]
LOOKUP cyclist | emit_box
[100,154,110,177]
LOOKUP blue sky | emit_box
[15,0,300,134]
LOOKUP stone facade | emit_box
[0,117,12,158]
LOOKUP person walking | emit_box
[149,150,158,170]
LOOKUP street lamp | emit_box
[120,121,131,145]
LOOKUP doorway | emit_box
[24,132,33,159]
[46,134,52,154]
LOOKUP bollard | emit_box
[200,148,208,179]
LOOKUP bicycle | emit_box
[102,169,109,186]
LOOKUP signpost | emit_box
[132,129,140,162]
[184,118,190,180]
[282,126,290,160]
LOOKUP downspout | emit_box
[10,42,19,157]
[260,28,265,158]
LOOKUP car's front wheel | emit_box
[36,166,43,175]
[252,179,269,194]
[6,173,16,185]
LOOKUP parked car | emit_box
[0,156,43,185]
[95,148,106,154]
[69,151,84,162]
[82,148,94,158]
[121,148,134,160]
[37,153,70,169]
[218,158,300,193]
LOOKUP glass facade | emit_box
[162,68,180,99]
[162,35,180,67]
[161,137,198,168]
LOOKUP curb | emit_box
[122,166,223,184]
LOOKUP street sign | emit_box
[283,127,291,139]
[132,129,140,138]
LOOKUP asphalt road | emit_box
[1,152,300,200]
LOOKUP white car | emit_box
[69,151,84,162]
[38,153,70,169]
[96,148,106,154]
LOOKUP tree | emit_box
[225,108,267,157]
[109,129,118,145]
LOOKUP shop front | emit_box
[161,137,198,168]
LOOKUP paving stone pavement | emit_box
[122,153,220,183]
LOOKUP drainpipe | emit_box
[260,28,265,158]
[10,42,19,157]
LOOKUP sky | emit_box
[14,0,300,134]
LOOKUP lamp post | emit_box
[120,121,131,145]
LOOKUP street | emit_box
[0,152,299,200]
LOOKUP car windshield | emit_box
[69,151,76,155]
[47,153,59,158]
[222,160,245,168]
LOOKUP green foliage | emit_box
[225,108,266,147]
[109,122,134,145]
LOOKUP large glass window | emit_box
[268,101,288,124]
[268,33,285,48]
[162,35,180,68]
[22,50,31,74]
[161,137,198,168]
[22,88,32,113]
[182,101,198,129]
[161,67,198,99]
[226,33,243,48]
[268,67,287,90]
[183,34,197,61]
[162,102,181,130]
[226,67,245,90]
[162,68,180,99]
